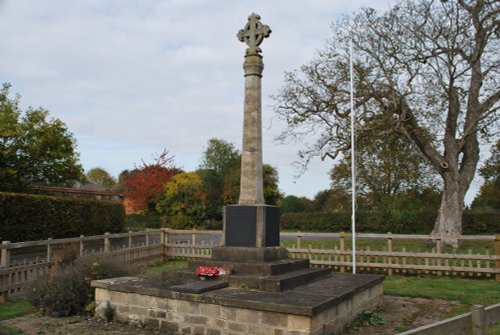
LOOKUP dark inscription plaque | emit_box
[224,206,257,247]
[265,206,280,246]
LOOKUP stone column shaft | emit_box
[239,53,265,204]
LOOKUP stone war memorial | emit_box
[92,13,384,335]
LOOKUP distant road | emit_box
[168,233,343,245]
[9,233,345,264]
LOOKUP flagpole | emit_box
[349,38,356,274]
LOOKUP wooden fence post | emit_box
[104,233,110,253]
[296,232,302,249]
[47,238,52,262]
[387,232,393,276]
[436,236,442,254]
[164,228,170,259]
[145,231,150,246]
[495,234,500,282]
[160,228,166,261]
[79,235,84,256]
[1,241,10,268]
[1,241,11,303]
[340,232,345,273]
[471,305,485,335]
[192,229,197,246]
[128,231,133,249]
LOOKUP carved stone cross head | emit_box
[237,13,271,55]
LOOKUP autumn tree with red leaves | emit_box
[119,150,183,213]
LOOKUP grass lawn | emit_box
[143,259,188,275]
[0,299,34,335]
[384,276,500,307]
[0,299,33,321]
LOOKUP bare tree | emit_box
[273,0,499,246]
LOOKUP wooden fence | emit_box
[1,229,499,303]
[286,232,500,280]
[397,303,500,335]
[0,231,164,302]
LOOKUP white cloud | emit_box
[1,0,397,198]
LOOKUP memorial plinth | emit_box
[92,13,384,335]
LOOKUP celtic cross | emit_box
[237,13,271,55]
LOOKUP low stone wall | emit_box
[94,279,383,335]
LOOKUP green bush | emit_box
[463,211,499,234]
[0,192,125,242]
[27,256,139,317]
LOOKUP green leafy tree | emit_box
[157,172,206,229]
[263,164,282,206]
[223,163,282,206]
[198,138,282,219]
[85,167,117,189]
[0,83,84,190]
[279,195,313,214]
[198,138,240,221]
[312,187,351,213]
[199,138,240,175]
[273,1,499,246]
[471,140,500,211]
[330,133,439,205]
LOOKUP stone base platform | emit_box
[92,272,384,335]
[181,246,331,292]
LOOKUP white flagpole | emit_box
[349,38,356,274]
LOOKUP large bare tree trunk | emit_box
[432,176,464,248]
[431,134,479,247]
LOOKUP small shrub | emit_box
[84,300,96,316]
[356,310,386,326]
[238,283,249,291]
[27,256,139,317]
[52,243,80,266]
[103,301,115,322]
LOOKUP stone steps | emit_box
[162,266,331,293]
[228,267,331,292]
[188,258,310,276]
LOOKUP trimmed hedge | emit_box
[0,192,125,242]
[463,212,500,234]
[281,211,499,234]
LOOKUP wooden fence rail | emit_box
[163,230,500,280]
[0,230,165,302]
[397,303,500,335]
[1,229,499,303]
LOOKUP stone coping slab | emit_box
[92,272,384,317]
[170,280,229,294]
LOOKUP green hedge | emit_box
[281,211,499,234]
[463,212,499,234]
[0,192,125,242]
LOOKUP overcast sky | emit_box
[0,0,485,201]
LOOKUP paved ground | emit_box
[1,296,461,335]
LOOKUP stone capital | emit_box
[243,54,264,77]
